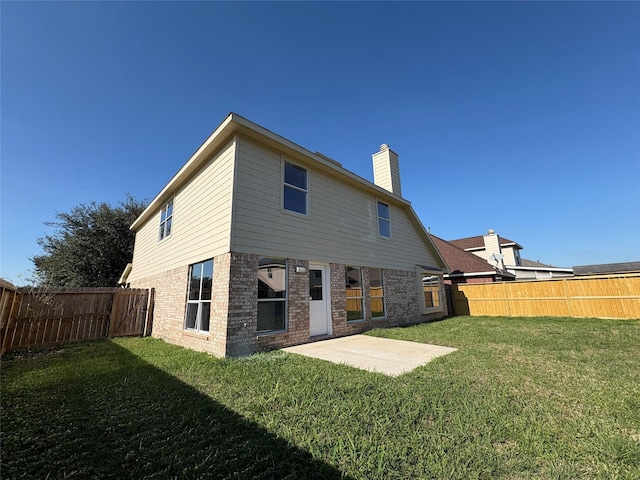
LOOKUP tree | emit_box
[32,195,148,287]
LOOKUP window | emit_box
[185,259,213,333]
[258,257,287,332]
[345,266,364,321]
[377,202,390,238]
[370,268,385,318]
[420,272,443,313]
[159,199,173,241]
[283,162,308,215]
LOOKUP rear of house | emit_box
[125,113,449,357]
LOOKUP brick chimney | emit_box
[372,144,402,196]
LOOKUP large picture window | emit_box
[159,199,173,241]
[257,257,287,333]
[283,162,308,215]
[370,268,386,319]
[377,201,390,238]
[345,266,364,322]
[185,259,213,333]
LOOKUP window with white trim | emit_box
[418,270,444,314]
[257,257,287,333]
[159,199,173,241]
[283,162,308,215]
[369,268,385,319]
[345,266,364,322]
[185,259,213,333]
[377,201,390,238]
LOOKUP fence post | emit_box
[0,289,21,356]
[143,288,155,337]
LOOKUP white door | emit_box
[309,264,330,336]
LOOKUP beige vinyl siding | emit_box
[502,246,517,266]
[231,137,439,271]
[129,140,236,282]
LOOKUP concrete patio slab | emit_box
[282,334,457,377]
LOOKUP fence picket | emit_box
[452,274,640,319]
[0,287,153,353]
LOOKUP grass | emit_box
[2,315,639,479]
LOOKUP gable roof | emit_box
[130,112,448,272]
[429,234,508,277]
[449,234,523,251]
[521,258,555,268]
[573,261,640,276]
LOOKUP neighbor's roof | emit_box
[429,234,509,277]
[521,258,555,268]
[449,234,523,251]
[573,261,640,276]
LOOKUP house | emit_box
[573,261,640,276]
[123,113,449,357]
[428,234,515,284]
[449,230,573,280]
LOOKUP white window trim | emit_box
[346,266,365,323]
[185,259,213,333]
[377,200,391,239]
[158,198,174,242]
[257,258,288,335]
[370,268,386,320]
[281,158,309,218]
[416,266,444,314]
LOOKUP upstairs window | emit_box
[283,162,308,215]
[377,201,390,238]
[159,199,173,241]
[345,266,364,322]
[185,259,213,333]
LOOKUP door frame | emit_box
[309,263,332,337]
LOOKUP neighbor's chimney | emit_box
[483,229,502,258]
[372,144,402,197]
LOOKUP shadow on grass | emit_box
[1,341,350,479]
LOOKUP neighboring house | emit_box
[448,230,572,280]
[123,113,449,357]
[573,262,640,276]
[512,258,574,280]
[429,234,515,284]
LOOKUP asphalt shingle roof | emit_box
[448,234,521,250]
[429,234,501,275]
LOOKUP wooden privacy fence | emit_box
[0,286,155,355]
[452,274,640,319]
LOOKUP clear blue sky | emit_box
[2,1,639,284]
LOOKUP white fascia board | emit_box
[131,114,236,230]
[131,112,410,231]
[506,266,573,272]
[231,114,409,205]
[445,271,500,278]
[408,205,450,273]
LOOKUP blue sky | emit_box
[2,1,639,284]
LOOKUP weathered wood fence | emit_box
[0,284,155,355]
[452,274,640,319]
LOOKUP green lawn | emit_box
[2,316,639,479]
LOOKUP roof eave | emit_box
[130,113,410,231]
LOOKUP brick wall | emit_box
[256,258,312,352]
[225,253,258,356]
[133,255,447,357]
[129,257,228,357]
